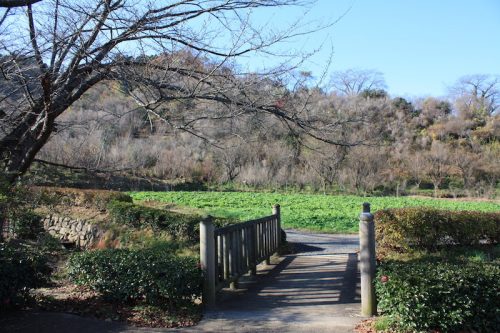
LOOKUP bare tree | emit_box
[405,151,425,190]
[449,74,499,120]
[214,142,248,182]
[329,69,387,96]
[0,0,363,184]
[450,146,478,190]
[307,144,347,189]
[423,141,453,197]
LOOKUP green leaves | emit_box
[0,243,51,309]
[129,191,499,233]
[107,201,200,243]
[376,260,500,332]
[8,210,43,240]
[375,207,499,256]
[67,248,202,308]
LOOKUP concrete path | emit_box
[0,231,363,333]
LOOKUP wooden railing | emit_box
[200,205,281,308]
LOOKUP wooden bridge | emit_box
[198,204,376,332]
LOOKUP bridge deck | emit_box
[193,231,364,333]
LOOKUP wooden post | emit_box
[265,220,271,265]
[273,204,281,248]
[200,216,216,308]
[250,224,257,276]
[230,230,239,289]
[359,202,376,316]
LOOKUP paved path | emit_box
[0,231,363,333]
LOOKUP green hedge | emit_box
[0,243,51,309]
[107,201,237,244]
[376,260,500,332]
[67,248,201,307]
[375,207,500,256]
[107,201,200,243]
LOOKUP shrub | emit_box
[8,210,43,240]
[107,201,200,243]
[0,243,51,309]
[67,248,202,307]
[31,186,132,210]
[375,207,499,256]
[107,201,235,244]
[376,259,500,332]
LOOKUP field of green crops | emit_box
[130,191,500,233]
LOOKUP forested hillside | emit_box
[35,60,499,197]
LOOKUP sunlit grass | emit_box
[130,192,499,233]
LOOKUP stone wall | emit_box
[42,215,102,248]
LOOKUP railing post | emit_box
[273,204,281,248]
[200,216,216,308]
[359,202,377,316]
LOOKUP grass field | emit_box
[130,191,500,233]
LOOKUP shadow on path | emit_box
[198,232,363,332]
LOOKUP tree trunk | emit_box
[1,108,54,184]
[433,183,439,198]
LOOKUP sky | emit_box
[240,0,500,98]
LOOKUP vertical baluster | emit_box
[214,233,219,284]
[274,217,277,250]
[259,222,264,261]
[230,230,239,289]
[265,220,271,265]
[235,229,241,275]
[230,230,234,277]
[264,222,267,258]
[243,227,249,270]
[240,228,245,274]
[218,234,223,282]
[223,233,229,281]
[250,224,257,276]
[256,223,260,261]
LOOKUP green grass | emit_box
[130,192,500,233]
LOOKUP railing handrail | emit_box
[200,204,281,308]
[214,214,276,234]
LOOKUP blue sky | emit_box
[240,0,500,98]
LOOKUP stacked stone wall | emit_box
[42,215,102,248]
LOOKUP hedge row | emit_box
[107,201,200,243]
[67,248,201,307]
[375,207,500,255]
[376,259,500,332]
[107,201,237,244]
[0,243,51,309]
[31,186,132,210]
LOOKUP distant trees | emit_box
[330,69,387,96]
[450,74,499,120]
[34,70,499,197]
